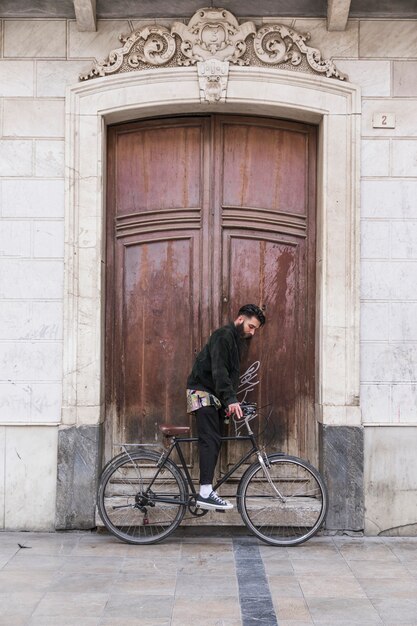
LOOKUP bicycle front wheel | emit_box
[238,454,328,546]
[97,449,188,545]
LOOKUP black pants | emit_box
[194,405,223,485]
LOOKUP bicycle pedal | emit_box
[215,509,226,513]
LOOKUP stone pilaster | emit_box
[320,424,364,531]
[55,424,102,529]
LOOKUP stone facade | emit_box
[0,14,416,534]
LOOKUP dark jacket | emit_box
[187,322,241,408]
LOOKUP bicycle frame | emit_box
[145,432,263,506]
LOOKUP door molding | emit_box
[62,66,361,431]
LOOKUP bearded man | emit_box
[186,304,265,510]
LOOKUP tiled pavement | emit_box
[0,529,417,625]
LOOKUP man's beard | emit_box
[236,321,252,340]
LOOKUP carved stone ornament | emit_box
[80,6,348,102]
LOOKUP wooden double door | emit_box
[106,115,317,470]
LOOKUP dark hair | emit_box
[238,304,266,326]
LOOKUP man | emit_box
[186,304,266,511]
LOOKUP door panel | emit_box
[106,114,317,471]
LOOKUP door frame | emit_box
[57,66,362,529]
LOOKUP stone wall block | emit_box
[391,222,417,259]
[365,427,417,535]
[362,260,417,300]
[320,424,364,531]
[294,18,358,58]
[393,61,417,97]
[35,141,64,178]
[0,60,34,97]
[4,426,58,530]
[391,385,417,423]
[360,20,417,58]
[0,383,31,422]
[1,179,65,217]
[55,424,102,529]
[34,220,64,258]
[30,383,61,423]
[361,180,417,219]
[390,302,417,341]
[68,19,130,59]
[361,140,389,177]
[362,100,417,138]
[0,259,63,298]
[336,60,390,97]
[0,428,4,528]
[0,140,33,176]
[3,100,65,138]
[0,302,32,340]
[0,382,60,424]
[0,220,31,257]
[31,301,63,341]
[392,140,417,177]
[0,341,62,381]
[36,60,91,97]
[361,302,389,342]
[361,220,390,259]
[360,384,391,424]
[362,343,417,383]
[4,20,66,58]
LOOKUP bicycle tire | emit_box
[237,454,328,546]
[97,449,188,545]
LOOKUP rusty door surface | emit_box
[106,115,317,468]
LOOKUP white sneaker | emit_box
[196,491,234,511]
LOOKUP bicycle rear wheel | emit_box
[97,449,188,545]
[238,454,328,546]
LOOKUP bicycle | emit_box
[97,403,328,546]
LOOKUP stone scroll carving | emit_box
[80,7,347,102]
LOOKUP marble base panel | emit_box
[320,424,364,532]
[55,424,102,529]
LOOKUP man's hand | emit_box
[227,402,243,419]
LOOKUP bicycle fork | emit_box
[256,451,286,503]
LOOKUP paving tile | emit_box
[0,592,44,617]
[261,558,295,576]
[274,596,312,621]
[267,575,303,597]
[359,576,417,599]
[384,539,417,562]
[286,541,340,560]
[306,598,382,624]
[371,596,417,624]
[291,557,352,576]
[62,555,125,573]
[100,620,171,626]
[122,557,180,574]
[175,572,238,597]
[0,569,57,592]
[103,594,174,620]
[32,592,108,618]
[334,538,399,562]
[112,572,176,595]
[48,572,118,593]
[0,617,28,626]
[240,596,278,625]
[298,574,366,598]
[29,618,100,626]
[2,554,66,572]
[171,596,241,624]
[348,560,413,580]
